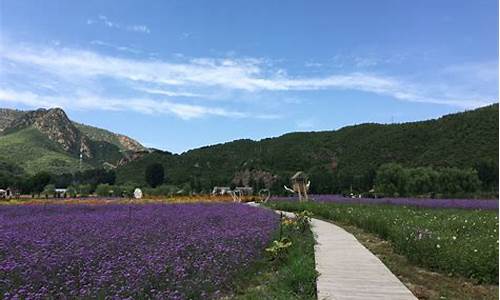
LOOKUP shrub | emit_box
[95,184,112,197]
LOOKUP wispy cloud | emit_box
[0,40,496,121]
[90,40,142,54]
[0,88,246,120]
[87,15,150,34]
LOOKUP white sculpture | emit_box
[133,188,143,199]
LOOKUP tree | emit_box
[66,186,77,198]
[145,163,165,188]
[77,184,92,197]
[374,163,408,196]
[475,160,499,190]
[95,184,112,197]
[31,172,51,195]
[42,184,56,197]
[406,167,439,195]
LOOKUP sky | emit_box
[0,0,498,153]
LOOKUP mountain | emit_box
[74,123,146,153]
[115,104,499,191]
[0,107,147,174]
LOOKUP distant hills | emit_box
[115,104,499,192]
[1,104,498,193]
[0,107,148,174]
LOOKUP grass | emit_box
[341,223,499,300]
[265,201,498,298]
[230,210,318,299]
[266,201,498,284]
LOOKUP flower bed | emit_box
[0,203,279,299]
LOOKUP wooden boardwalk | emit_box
[311,217,417,300]
[258,206,416,300]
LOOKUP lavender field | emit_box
[0,203,279,299]
[273,195,499,210]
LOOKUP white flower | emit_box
[452,236,457,240]
[436,244,441,249]
[474,249,478,253]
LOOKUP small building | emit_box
[212,186,232,195]
[234,186,253,195]
[0,188,12,199]
[55,188,67,198]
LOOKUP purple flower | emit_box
[0,203,279,299]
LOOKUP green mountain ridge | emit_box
[0,107,147,175]
[115,104,499,192]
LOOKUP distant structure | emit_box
[258,188,271,203]
[55,188,67,198]
[134,188,143,199]
[212,186,232,195]
[284,171,311,202]
[234,186,253,195]
[0,188,12,200]
[212,186,254,202]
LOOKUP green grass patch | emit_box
[0,127,92,174]
[266,201,498,284]
[230,211,317,299]
[340,222,499,300]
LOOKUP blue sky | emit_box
[0,0,498,153]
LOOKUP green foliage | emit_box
[474,159,499,190]
[74,122,146,152]
[77,184,92,197]
[0,117,142,175]
[267,201,499,284]
[31,172,51,194]
[234,212,317,299]
[145,163,165,188]
[438,167,481,195]
[0,128,92,174]
[66,186,77,197]
[144,184,179,196]
[374,163,482,197]
[374,163,408,196]
[42,184,56,197]
[95,183,112,197]
[295,210,313,232]
[117,104,499,196]
[265,237,293,262]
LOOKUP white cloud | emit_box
[137,87,204,98]
[0,88,245,120]
[0,39,496,121]
[87,15,150,34]
[90,40,142,54]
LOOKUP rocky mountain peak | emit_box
[4,107,93,158]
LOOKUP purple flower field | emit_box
[272,194,498,210]
[0,203,279,299]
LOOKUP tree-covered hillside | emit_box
[116,104,499,193]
